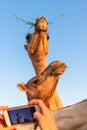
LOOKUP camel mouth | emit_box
[36,26,47,32]
[26,89,39,101]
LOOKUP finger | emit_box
[33,112,42,130]
[1,127,16,130]
[0,119,7,127]
[29,99,50,114]
[34,122,38,130]
[0,106,8,111]
[33,111,44,122]
[12,128,16,130]
[28,99,39,105]
[0,114,4,120]
[7,127,16,130]
[33,111,46,130]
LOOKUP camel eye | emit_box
[32,77,40,85]
[33,79,39,84]
[31,75,43,86]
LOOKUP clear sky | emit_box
[0,0,87,108]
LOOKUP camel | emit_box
[23,16,67,110]
[17,60,66,110]
[24,16,49,74]
[54,99,87,130]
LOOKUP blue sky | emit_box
[0,0,87,107]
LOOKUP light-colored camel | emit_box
[54,99,87,130]
[23,16,67,110]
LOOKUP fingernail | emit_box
[12,128,16,130]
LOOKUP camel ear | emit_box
[51,61,67,75]
[24,44,28,51]
[17,83,28,92]
[43,61,67,75]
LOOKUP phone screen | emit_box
[7,106,37,125]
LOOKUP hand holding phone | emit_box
[3,105,40,127]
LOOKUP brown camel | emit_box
[24,16,49,74]
[17,60,66,110]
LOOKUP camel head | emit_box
[17,61,66,108]
[35,16,48,32]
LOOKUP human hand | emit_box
[0,106,8,128]
[29,99,58,130]
[0,106,8,111]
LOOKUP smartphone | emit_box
[3,105,40,127]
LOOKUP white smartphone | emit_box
[3,105,40,127]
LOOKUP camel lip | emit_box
[26,87,34,95]
[27,90,36,101]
